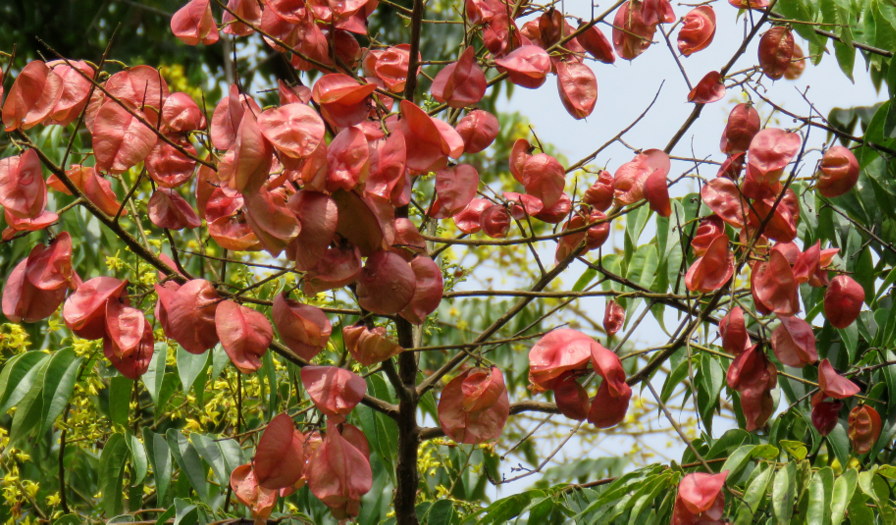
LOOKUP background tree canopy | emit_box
[1,0,896,524]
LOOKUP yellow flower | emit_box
[46,492,61,506]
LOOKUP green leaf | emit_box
[573,267,597,292]
[145,429,172,505]
[173,498,198,525]
[0,350,48,413]
[734,463,773,525]
[143,343,167,407]
[166,429,208,500]
[661,358,690,404]
[830,469,857,525]
[695,353,724,433]
[772,463,795,524]
[808,467,834,525]
[720,445,755,481]
[190,433,230,487]
[779,440,808,461]
[176,346,209,393]
[100,433,128,517]
[126,432,149,486]
[480,490,542,523]
[39,349,81,434]
[108,376,133,427]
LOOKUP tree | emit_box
[1,0,895,523]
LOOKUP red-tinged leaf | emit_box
[343,324,402,365]
[748,189,800,242]
[641,0,675,25]
[452,198,491,234]
[287,190,338,270]
[816,146,859,198]
[211,84,261,151]
[771,316,818,367]
[92,102,158,174]
[220,114,274,195]
[438,367,510,444]
[691,215,725,256]
[603,300,625,336]
[721,103,760,154]
[685,235,734,293]
[504,192,544,219]
[824,275,865,329]
[399,255,444,324]
[0,149,47,219]
[104,326,154,379]
[162,92,206,133]
[104,66,169,118]
[333,189,394,257]
[811,391,842,436]
[356,250,416,315]
[363,44,414,92]
[848,405,881,455]
[725,344,777,431]
[278,80,312,105]
[578,23,615,63]
[587,378,632,428]
[221,0,262,36]
[583,170,614,211]
[367,132,409,205]
[63,277,128,340]
[480,205,512,238]
[105,300,147,358]
[312,74,376,128]
[747,128,801,175]
[301,366,366,418]
[818,358,861,400]
[155,279,220,354]
[145,135,197,188]
[55,165,125,217]
[751,249,799,315]
[784,43,807,80]
[244,187,300,256]
[306,422,373,519]
[2,258,67,323]
[719,306,750,356]
[643,169,671,217]
[431,46,487,108]
[555,60,597,119]
[326,126,369,192]
[612,2,656,60]
[678,6,716,56]
[1,209,58,239]
[25,232,75,291]
[216,300,273,374]
[528,329,594,390]
[391,218,427,260]
[148,188,201,230]
[230,464,277,522]
[729,0,769,8]
[398,100,450,172]
[758,26,794,80]
[701,176,748,228]
[273,294,331,361]
[258,103,326,159]
[521,153,566,208]
[45,60,95,126]
[254,413,305,490]
[552,373,590,420]
[687,71,725,104]
[429,164,480,219]
[171,0,219,45]
[494,45,551,88]
[2,61,64,131]
[672,471,728,524]
[302,241,362,295]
